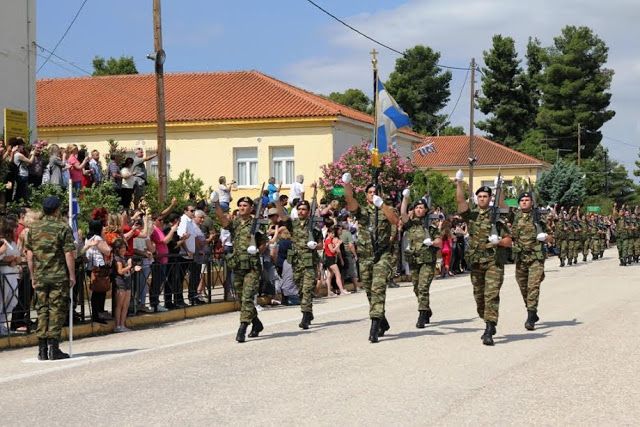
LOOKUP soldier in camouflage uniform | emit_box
[509,192,552,331]
[455,170,512,346]
[275,193,323,330]
[590,214,602,260]
[631,211,640,263]
[341,172,399,343]
[567,212,581,265]
[554,208,569,267]
[25,196,77,361]
[579,210,590,263]
[213,193,266,342]
[400,189,442,328]
[613,203,629,266]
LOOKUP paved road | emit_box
[1,254,638,426]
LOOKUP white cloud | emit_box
[282,0,640,170]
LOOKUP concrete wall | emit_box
[0,0,36,137]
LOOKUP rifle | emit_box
[527,177,542,234]
[490,170,503,237]
[307,184,318,242]
[423,186,433,230]
[249,182,266,251]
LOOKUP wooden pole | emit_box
[153,0,167,203]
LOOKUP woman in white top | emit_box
[85,219,112,324]
[0,218,21,336]
[11,138,35,202]
[119,157,136,209]
[217,176,235,212]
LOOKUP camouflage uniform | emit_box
[225,218,265,323]
[285,217,322,315]
[554,219,568,265]
[403,217,440,314]
[26,216,76,340]
[460,207,510,325]
[351,204,394,320]
[388,226,399,282]
[510,210,551,313]
[567,219,581,263]
[615,216,629,263]
[591,220,602,258]
[632,217,640,261]
[581,219,590,259]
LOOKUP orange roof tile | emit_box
[36,70,381,128]
[413,135,549,168]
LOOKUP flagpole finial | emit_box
[370,49,379,71]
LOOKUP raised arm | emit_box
[274,193,289,222]
[342,173,358,212]
[400,188,410,224]
[455,169,469,214]
[211,191,230,228]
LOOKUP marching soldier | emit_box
[579,209,590,263]
[274,188,323,330]
[509,192,552,331]
[631,209,639,263]
[400,189,442,328]
[455,170,512,346]
[554,207,569,267]
[613,203,629,266]
[590,214,602,260]
[342,172,399,343]
[567,211,581,265]
[212,192,266,342]
[26,196,77,361]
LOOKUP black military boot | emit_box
[248,317,264,338]
[629,256,634,265]
[621,258,626,266]
[37,339,48,361]
[482,322,496,346]
[299,312,311,330]
[48,339,70,360]
[236,322,249,343]
[583,254,587,262]
[387,280,399,288]
[560,259,565,267]
[416,311,427,329]
[378,316,390,336]
[574,257,578,264]
[525,311,539,331]
[369,318,381,343]
[568,258,573,266]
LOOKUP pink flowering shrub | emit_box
[319,141,416,205]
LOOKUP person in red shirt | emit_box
[323,228,348,296]
[66,144,89,192]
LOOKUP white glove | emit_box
[402,188,410,198]
[423,238,433,247]
[273,192,279,201]
[307,241,318,250]
[488,234,500,244]
[536,232,548,242]
[372,195,384,208]
[210,191,219,203]
[247,246,258,255]
[455,169,464,181]
[342,173,352,184]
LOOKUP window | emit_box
[271,147,294,185]
[147,149,171,178]
[236,148,258,186]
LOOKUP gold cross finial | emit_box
[370,49,379,70]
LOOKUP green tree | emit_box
[92,56,138,76]
[536,26,615,158]
[441,125,465,136]
[522,37,544,127]
[476,35,531,147]
[385,45,452,135]
[327,89,372,114]
[406,170,460,214]
[580,145,637,204]
[144,170,210,215]
[633,148,640,178]
[536,159,586,206]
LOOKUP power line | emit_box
[305,0,470,71]
[37,0,89,74]
[601,134,639,149]
[430,65,470,137]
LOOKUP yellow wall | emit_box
[39,119,337,202]
[424,166,545,194]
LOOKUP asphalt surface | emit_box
[1,253,638,426]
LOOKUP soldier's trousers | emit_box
[470,261,505,324]
[232,268,260,323]
[582,238,590,255]
[515,259,545,312]
[635,238,640,256]
[293,264,316,314]
[617,238,629,259]
[409,262,435,312]
[556,239,568,261]
[592,238,601,256]
[568,240,579,260]
[359,252,392,319]
[35,281,69,340]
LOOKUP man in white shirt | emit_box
[177,205,203,305]
[290,175,305,207]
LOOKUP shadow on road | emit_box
[381,329,445,342]
[74,348,140,357]
[431,318,476,327]
[495,331,550,344]
[316,319,365,328]
[440,326,484,335]
[535,318,582,330]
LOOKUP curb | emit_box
[0,300,239,351]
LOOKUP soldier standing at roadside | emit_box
[509,192,552,331]
[26,196,77,361]
[212,192,266,342]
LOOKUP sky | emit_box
[36,0,640,172]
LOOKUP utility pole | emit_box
[468,57,476,206]
[604,148,610,198]
[153,0,167,203]
[577,123,581,167]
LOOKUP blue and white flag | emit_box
[69,186,80,245]
[372,77,412,154]
[418,143,436,156]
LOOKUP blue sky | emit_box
[36,0,640,173]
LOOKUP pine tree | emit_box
[536,159,585,206]
[327,89,372,114]
[536,26,615,158]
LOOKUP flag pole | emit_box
[370,49,381,260]
[68,184,74,357]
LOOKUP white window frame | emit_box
[271,147,295,186]
[235,147,258,187]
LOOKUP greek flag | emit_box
[372,77,412,154]
[418,143,436,156]
[69,186,80,245]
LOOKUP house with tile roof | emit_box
[36,70,423,200]
[413,135,550,194]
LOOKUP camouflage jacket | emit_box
[403,217,440,265]
[615,217,628,239]
[350,203,395,260]
[460,207,510,265]
[284,217,322,268]
[227,216,265,258]
[509,210,551,262]
[554,218,567,240]
[26,216,76,283]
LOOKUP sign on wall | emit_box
[3,108,28,141]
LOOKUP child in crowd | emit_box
[113,239,141,332]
